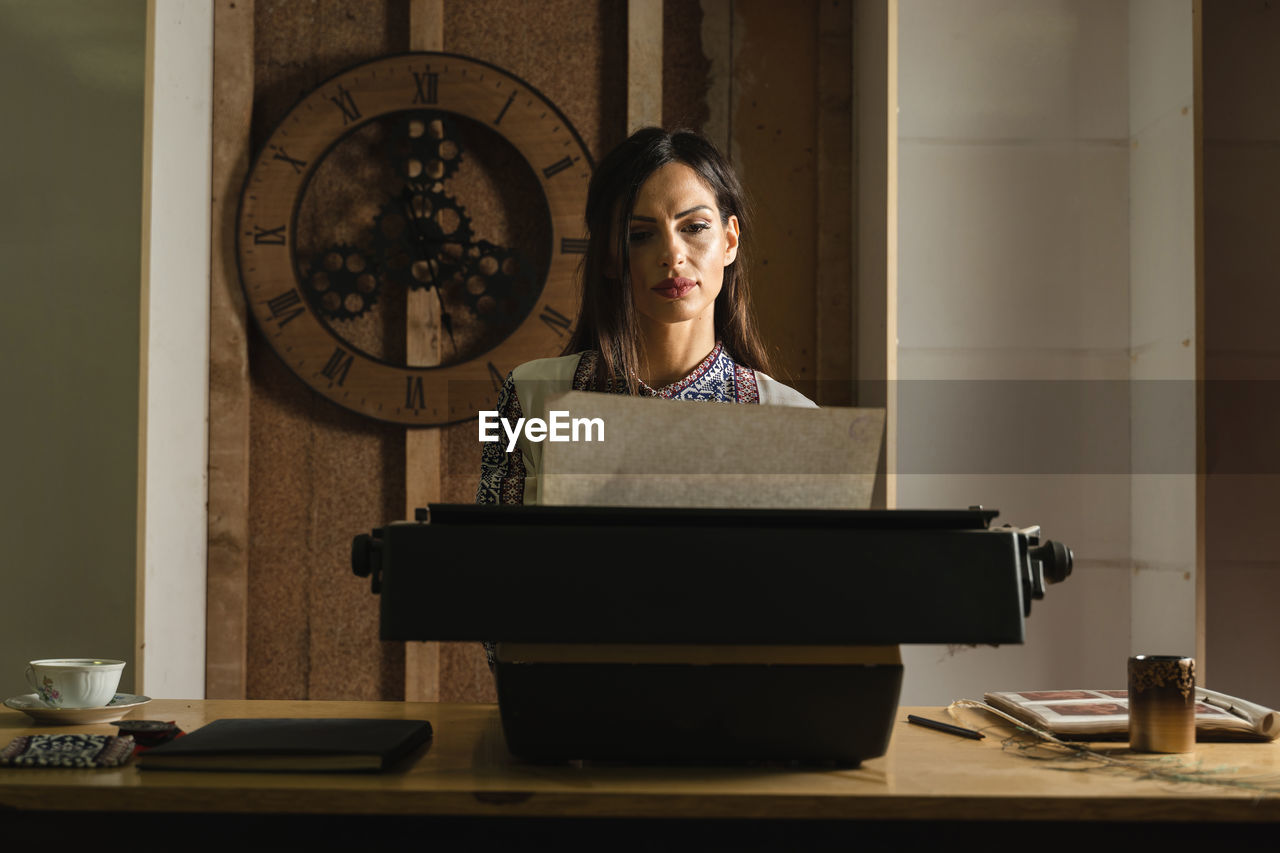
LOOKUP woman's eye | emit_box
[629,231,652,243]
[684,222,711,235]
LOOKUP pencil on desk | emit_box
[907,714,984,740]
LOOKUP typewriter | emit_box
[353,504,1072,765]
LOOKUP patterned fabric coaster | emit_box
[0,734,135,768]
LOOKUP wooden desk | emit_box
[2,700,1279,828]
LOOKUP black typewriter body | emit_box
[353,505,1072,765]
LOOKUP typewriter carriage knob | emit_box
[351,529,384,594]
[1031,539,1073,585]
[1012,526,1074,616]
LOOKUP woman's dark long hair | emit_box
[564,127,774,391]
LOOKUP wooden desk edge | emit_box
[2,786,1279,822]
[2,700,1279,822]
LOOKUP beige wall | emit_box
[0,0,147,699]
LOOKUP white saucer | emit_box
[3,693,152,725]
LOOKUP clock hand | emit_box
[435,285,457,352]
[399,187,436,272]
[396,186,460,352]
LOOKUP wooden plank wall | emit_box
[207,0,855,701]
[207,0,253,701]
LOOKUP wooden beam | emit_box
[1192,0,1206,676]
[628,0,664,132]
[700,0,732,155]
[816,0,854,407]
[728,0,818,392]
[404,0,445,703]
[409,0,444,51]
[206,0,254,699]
[854,0,897,509]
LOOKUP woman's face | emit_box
[623,162,739,333]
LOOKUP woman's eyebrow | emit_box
[630,205,714,223]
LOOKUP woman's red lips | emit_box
[653,277,697,298]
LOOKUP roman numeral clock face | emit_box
[238,53,592,425]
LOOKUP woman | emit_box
[477,127,816,506]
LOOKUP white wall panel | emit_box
[1127,0,1197,659]
[898,143,1129,352]
[898,0,1128,141]
[138,0,213,698]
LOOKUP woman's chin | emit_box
[636,289,720,326]
[637,303,714,328]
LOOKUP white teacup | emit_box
[25,659,125,709]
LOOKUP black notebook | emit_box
[136,718,433,772]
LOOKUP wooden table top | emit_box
[2,699,1279,821]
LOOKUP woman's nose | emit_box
[661,233,685,266]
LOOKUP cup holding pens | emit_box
[1128,655,1195,753]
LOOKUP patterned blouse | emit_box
[476,342,768,506]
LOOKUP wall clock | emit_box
[237,52,593,426]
